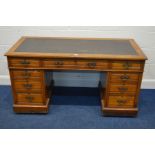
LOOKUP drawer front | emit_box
[111,61,142,70]
[9,58,40,68]
[108,95,135,108]
[12,70,42,80]
[77,60,109,70]
[110,73,139,83]
[109,84,137,93]
[43,59,75,68]
[14,81,42,92]
[16,93,44,104]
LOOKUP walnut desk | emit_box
[5,37,147,116]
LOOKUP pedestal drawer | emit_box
[14,81,42,92]
[16,93,44,104]
[109,84,137,93]
[12,70,42,80]
[107,95,135,108]
[110,73,139,83]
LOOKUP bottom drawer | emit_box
[16,93,44,105]
[107,95,135,108]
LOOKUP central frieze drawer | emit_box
[77,60,109,70]
[16,93,44,104]
[9,58,40,68]
[43,59,76,68]
[107,95,135,108]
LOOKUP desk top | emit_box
[5,37,147,60]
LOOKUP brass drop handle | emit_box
[120,75,130,80]
[20,60,30,65]
[88,62,96,68]
[23,84,32,89]
[25,96,34,102]
[117,99,127,106]
[54,61,63,65]
[123,62,132,69]
[118,87,128,91]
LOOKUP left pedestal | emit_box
[9,68,52,113]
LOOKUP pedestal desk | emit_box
[5,37,147,116]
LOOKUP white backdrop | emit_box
[0,26,155,88]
